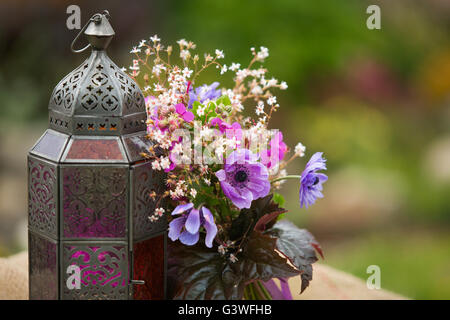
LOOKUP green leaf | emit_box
[216,94,231,106]
[272,192,285,207]
[267,220,322,293]
[167,231,300,300]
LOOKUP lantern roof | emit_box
[48,11,146,136]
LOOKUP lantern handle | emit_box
[70,10,111,53]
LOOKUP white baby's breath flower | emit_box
[180,49,191,60]
[150,34,160,43]
[218,245,226,255]
[138,40,146,47]
[230,62,241,71]
[152,160,161,171]
[251,85,263,95]
[190,188,197,198]
[220,64,228,75]
[267,78,278,86]
[229,254,238,263]
[130,46,141,54]
[197,106,206,116]
[255,101,264,115]
[256,46,269,61]
[182,67,193,78]
[177,39,188,47]
[294,142,306,157]
[280,81,288,90]
[267,96,277,106]
[160,156,171,170]
[204,178,211,186]
[215,49,224,59]
[154,208,165,216]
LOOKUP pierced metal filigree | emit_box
[29,232,58,300]
[62,244,128,300]
[62,166,128,239]
[132,162,167,240]
[28,157,58,237]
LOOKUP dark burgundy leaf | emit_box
[167,230,300,300]
[267,220,322,293]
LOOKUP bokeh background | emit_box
[0,0,449,299]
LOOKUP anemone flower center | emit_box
[313,177,319,185]
[234,170,248,183]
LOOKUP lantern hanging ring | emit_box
[70,10,111,53]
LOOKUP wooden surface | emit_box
[0,251,406,300]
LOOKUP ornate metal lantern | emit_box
[28,11,167,300]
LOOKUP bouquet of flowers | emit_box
[128,36,327,300]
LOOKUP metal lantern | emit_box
[28,11,167,300]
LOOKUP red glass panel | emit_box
[133,235,165,300]
[66,139,124,160]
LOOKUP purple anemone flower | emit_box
[188,82,222,108]
[215,149,270,209]
[299,152,328,208]
[168,203,217,248]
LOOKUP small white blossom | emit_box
[130,47,141,54]
[154,208,165,216]
[229,254,238,263]
[182,67,193,78]
[160,156,171,170]
[267,96,277,106]
[218,245,226,255]
[256,46,269,61]
[280,81,288,90]
[152,160,161,171]
[138,39,146,47]
[180,49,191,60]
[255,101,265,115]
[229,62,241,71]
[150,34,160,43]
[294,142,306,157]
[215,49,224,59]
[177,39,188,47]
[190,188,197,198]
[204,178,211,186]
[220,64,228,75]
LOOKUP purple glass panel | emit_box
[29,232,58,300]
[62,243,128,300]
[32,130,68,161]
[28,157,58,237]
[62,166,127,238]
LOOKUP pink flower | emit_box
[260,131,287,169]
[175,103,194,122]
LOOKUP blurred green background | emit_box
[0,0,449,299]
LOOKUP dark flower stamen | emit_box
[235,170,248,183]
[313,177,319,185]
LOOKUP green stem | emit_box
[270,175,301,184]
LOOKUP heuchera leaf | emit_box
[228,195,286,241]
[267,220,322,293]
[167,230,300,300]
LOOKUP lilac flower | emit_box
[262,278,293,300]
[299,152,328,208]
[215,149,270,209]
[188,82,222,108]
[168,203,217,248]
